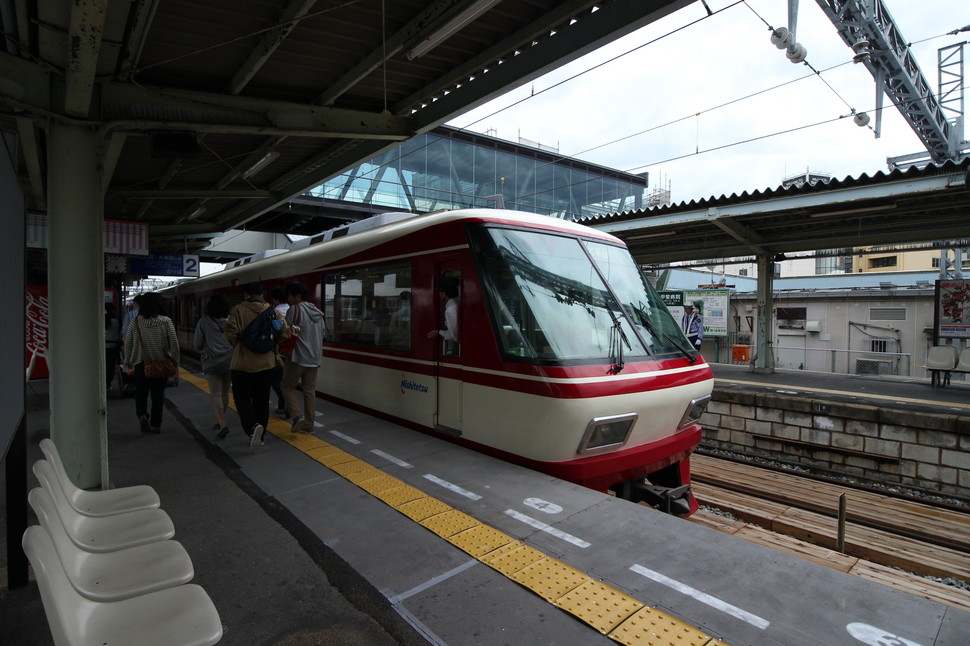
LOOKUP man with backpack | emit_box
[224,282,290,449]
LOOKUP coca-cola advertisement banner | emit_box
[26,284,49,380]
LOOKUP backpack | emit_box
[240,306,282,353]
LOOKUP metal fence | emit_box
[720,343,913,377]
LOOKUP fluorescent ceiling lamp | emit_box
[809,205,888,218]
[407,0,504,60]
[241,151,279,179]
[626,230,677,240]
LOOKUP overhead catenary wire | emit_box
[333,4,962,208]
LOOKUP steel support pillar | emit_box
[753,254,776,374]
[47,122,107,489]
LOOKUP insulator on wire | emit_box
[786,43,807,64]
[851,40,871,63]
[853,112,871,127]
[770,27,792,49]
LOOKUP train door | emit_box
[433,262,462,435]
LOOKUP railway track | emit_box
[687,453,970,612]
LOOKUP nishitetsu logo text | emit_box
[400,374,429,394]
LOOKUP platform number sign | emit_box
[183,255,200,277]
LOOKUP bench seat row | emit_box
[922,345,970,387]
[22,438,223,646]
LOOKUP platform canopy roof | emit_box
[583,160,970,266]
[0,0,691,255]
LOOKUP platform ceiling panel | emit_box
[0,0,692,255]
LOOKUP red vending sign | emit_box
[26,284,50,379]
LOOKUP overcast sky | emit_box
[447,0,969,205]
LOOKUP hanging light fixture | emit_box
[407,0,504,60]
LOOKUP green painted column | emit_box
[47,122,107,489]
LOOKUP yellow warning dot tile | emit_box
[480,543,545,577]
[449,525,515,559]
[277,431,327,451]
[356,474,406,496]
[373,484,425,507]
[555,579,643,635]
[330,459,374,477]
[304,443,339,456]
[420,509,480,538]
[395,496,452,521]
[608,606,717,646]
[315,450,358,467]
[342,464,386,484]
[511,558,590,603]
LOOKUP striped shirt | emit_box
[123,315,179,366]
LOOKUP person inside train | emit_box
[427,276,460,356]
[388,290,411,350]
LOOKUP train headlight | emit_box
[577,413,637,455]
[677,395,711,431]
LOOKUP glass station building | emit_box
[307,126,650,221]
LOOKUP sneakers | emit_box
[216,426,230,440]
[290,417,305,434]
[274,406,287,416]
[250,424,264,449]
[139,416,150,434]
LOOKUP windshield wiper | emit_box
[604,304,630,374]
[633,306,696,364]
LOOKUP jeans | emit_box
[134,362,167,427]
[231,369,273,436]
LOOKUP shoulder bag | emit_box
[279,304,300,358]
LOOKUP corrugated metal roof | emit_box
[585,159,970,265]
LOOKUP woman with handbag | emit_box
[122,291,179,434]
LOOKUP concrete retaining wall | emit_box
[700,385,970,500]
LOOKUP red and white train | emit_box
[162,209,713,515]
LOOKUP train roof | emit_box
[164,209,622,295]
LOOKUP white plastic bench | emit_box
[33,460,175,553]
[23,525,223,646]
[28,487,194,602]
[40,438,160,516]
[922,344,959,387]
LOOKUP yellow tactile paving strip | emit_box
[182,373,727,646]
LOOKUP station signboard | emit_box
[659,289,729,338]
[128,254,200,277]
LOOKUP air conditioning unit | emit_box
[856,358,896,376]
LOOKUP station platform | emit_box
[711,363,970,416]
[3,364,969,646]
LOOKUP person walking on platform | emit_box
[682,301,704,349]
[269,285,290,417]
[122,292,179,434]
[281,281,326,434]
[194,293,234,439]
[225,282,289,450]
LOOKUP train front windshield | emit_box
[470,226,691,363]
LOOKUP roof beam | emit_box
[64,0,107,117]
[227,0,318,95]
[405,0,692,130]
[315,0,473,106]
[98,84,413,139]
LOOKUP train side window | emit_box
[323,261,412,351]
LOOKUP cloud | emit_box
[448,0,965,204]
